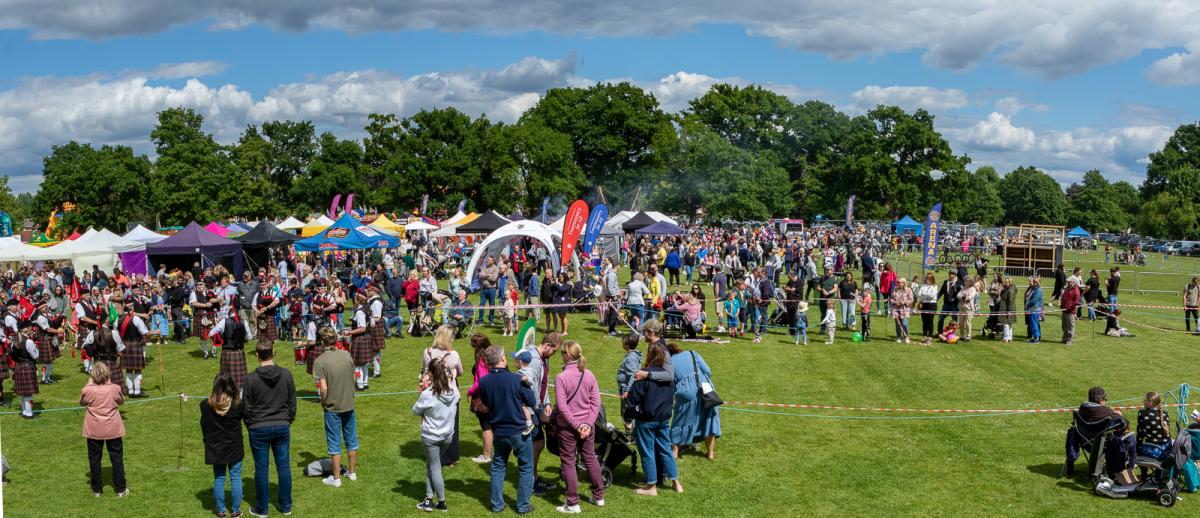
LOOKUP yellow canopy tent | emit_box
[300,215,335,237]
[368,214,406,238]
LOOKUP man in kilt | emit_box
[80,323,125,390]
[112,295,153,397]
[255,285,281,349]
[191,281,218,359]
[74,288,102,353]
[365,283,387,379]
[296,317,323,384]
[0,327,11,407]
[210,299,255,387]
[347,298,372,391]
[32,298,66,384]
[9,326,40,418]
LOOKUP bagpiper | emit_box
[81,322,125,390]
[255,282,280,348]
[112,295,152,397]
[365,283,387,379]
[0,323,11,407]
[32,295,66,384]
[210,298,254,386]
[9,325,40,418]
[74,287,102,353]
[348,294,372,391]
[191,281,217,358]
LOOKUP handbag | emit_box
[691,351,723,411]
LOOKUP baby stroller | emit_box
[767,287,793,327]
[545,406,639,488]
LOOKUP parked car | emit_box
[1180,242,1200,257]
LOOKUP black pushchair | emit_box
[545,406,638,488]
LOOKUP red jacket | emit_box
[1060,285,1081,312]
[403,280,420,304]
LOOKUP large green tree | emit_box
[998,166,1068,225]
[290,132,369,214]
[1142,123,1200,198]
[509,122,586,212]
[34,142,154,232]
[1065,170,1132,232]
[519,82,676,204]
[837,106,968,219]
[1136,192,1198,239]
[150,108,237,225]
[936,165,1004,225]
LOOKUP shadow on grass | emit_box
[195,480,279,514]
[1027,463,1094,493]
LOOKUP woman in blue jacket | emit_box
[625,343,681,496]
[664,248,682,287]
[1024,277,1043,343]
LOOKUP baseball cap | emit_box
[511,350,533,364]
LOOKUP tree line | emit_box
[8,82,1200,238]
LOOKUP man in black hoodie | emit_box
[243,342,296,517]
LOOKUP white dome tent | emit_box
[463,221,579,289]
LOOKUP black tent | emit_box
[457,210,512,234]
[621,211,659,232]
[235,222,299,272]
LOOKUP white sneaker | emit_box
[323,475,342,487]
[589,497,605,507]
[556,504,582,514]
[471,455,492,464]
[346,472,357,481]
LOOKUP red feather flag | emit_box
[560,200,589,269]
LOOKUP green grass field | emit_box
[4,249,1200,517]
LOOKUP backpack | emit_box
[304,458,347,477]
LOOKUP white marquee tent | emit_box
[124,225,168,244]
[464,221,578,287]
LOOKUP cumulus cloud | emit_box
[946,111,1173,184]
[850,85,969,113]
[1147,43,1200,86]
[4,1,1200,78]
[994,96,1049,116]
[633,71,822,113]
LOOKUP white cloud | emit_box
[994,96,1049,116]
[850,85,969,113]
[134,60,228,80]
[1147,42,1200,86]
[5,1,1200,78]
[951,112,1036,152]
[635,71,822,113]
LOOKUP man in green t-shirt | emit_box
[313,328,358,487]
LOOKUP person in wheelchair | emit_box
[447,290,473,338]
[1075,386,1137,484]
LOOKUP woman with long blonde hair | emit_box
[553,341,605,512]
[420,325,464,466]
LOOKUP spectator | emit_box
[421,326,464,467]
[81,363,127,498]
[476,345,537,514]
[201,372,245,517]
[243,342,297,517]
[1024,277,1043,343]
[314,333,358,488]
[1060,279,1082,345]
[477,257,500,325]
[665,342,721,460]
[552,340,605,513]
[413,357,460,512]
[448,290,473,338]
[626,342,681,496]
[466,334,494,464]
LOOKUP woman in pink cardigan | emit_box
[80,362,127,497]
[465,333,494,464]
[553,340,604,513]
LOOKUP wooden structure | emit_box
[1002,224,1064,273]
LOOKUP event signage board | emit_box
[922,203,943,273]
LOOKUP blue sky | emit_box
[2,1,1198,193]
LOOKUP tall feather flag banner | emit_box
[344,193,355,214]
[541,196,551,224]
[329,194,342,219]
[845,195,855,229]
[581,203,608,255]
[420,194,429,216]
[457,199,467,214]
[922,203,943,274]
[560,199,589,268]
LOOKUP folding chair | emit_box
[1062,412,1125,479]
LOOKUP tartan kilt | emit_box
[350,335,373,366]
[193,311,213,338]
[36,334,60,363]
[120,338,147,371]
[97,358,123,388]
[12,362,38,396]
[220,348,248,386]
[76,328,95,350]
[261,317,278,342]
[0,357,8,380]
[305,343,325,375]
[369,320,387,351]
